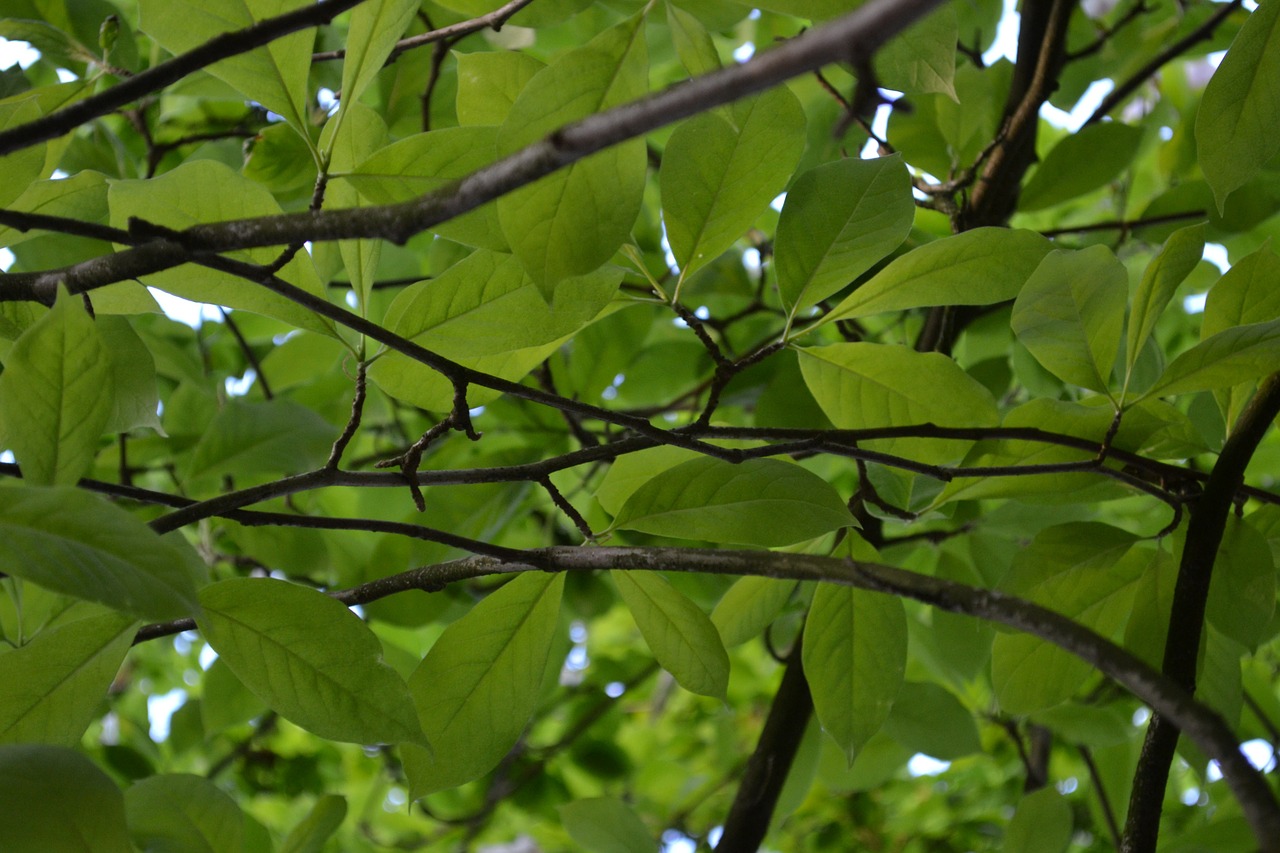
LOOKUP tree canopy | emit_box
[1,0,1280,850]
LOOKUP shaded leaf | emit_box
[182,399,334,483]
[1006,788,1073,853]
[561,797,653,853]
[125,774,244,853]
[612,457,854,547]
[711,576,798,648]
[280,794,347,853]
[882,681,981,760]
[1020,122,1143,212]
[613,570,729,698]
[1142,318,1280,398]
[0,744,131,852]
[1126,222,1207,380]
[198,578,427,746]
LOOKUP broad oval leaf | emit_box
[1019,121,1143,212]
[0,289,112,486]
[1011,246,1127,394]
[404,571,565,797]
[125,774,244,853]
[802,584,906,764]
[455,51,546,126]
[0,611,136,746]
[339,0,419,108]
[1200,243,1280,425]
[1005,788,1073,853]
[874,5,958,100]
[560,797,653,853]
[497,16,648,292]
[0,744,132,853]
[1142,318,1280,398]
[1205,516,1275,650]
[797,342,999,463]
[1196,0,1280,211]
[198,578,427,747]
[0,486,203,620]
[182,399,335,484]
[818,227,1053,326]
[611,457,854,547]
[612,570,729,698]
[280,794,347,853]
[882,681,981,760]
[662,86,807,282]
[775,155,913,315]
[712,576,799,648]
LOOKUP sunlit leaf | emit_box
[1019,122,1143,212]
[711,576,798,648]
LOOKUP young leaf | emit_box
[802,585,906,764]
[0,611,136,746]
[1019,122,1143,212]
[404,572,565,797]
[280,795,348,853]
[0,486,203,620]
[138,0,312,134]
[611,457,854,548]
[197,578,427,747]
[797,342,998,463]
[613,570,730,698]
[0,744,131,852]
[775,155,913,316]
[818,227,1053,326]
[0,288,112,485]
[1011,246,1127,394]
[497,16,648,292]
[455,51,546,126]
[1196,0,1280,211]
[1141,318,1280,399]
[124,774,244,853]
[711,576,799,648]
[339,0,419,108]
[661,86,806,282]
[1126,222,1207,378]
[560,797,653,853]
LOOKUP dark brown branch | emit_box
[311,0,538,63]
[0,0,367,157]
[326,361,368,469]
[1125,372,1280,853]
[1039,210,1207,238]
[717,640,812,851]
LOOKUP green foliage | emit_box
[0,0,1279,850]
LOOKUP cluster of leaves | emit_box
[1,0,1280,850]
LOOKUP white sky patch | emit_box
[907,753,950,776]
[733,42,755,63]
[770,191,786,212]
[225,370,257,397]
[148,288,220,328]
[316,87,340,116]
[985,0,1021,65]
[1207,739,1275,783]
[0,451,15,464]
[0,248,14,271]
[1040,79,1115,132]
[1185,243,1231,314]
[0,39,40,69]
[147,688,187,741]
[198,644,219,670]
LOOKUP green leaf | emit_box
[1011,246,1127,394]
[1019,122,1143,212]
[882,681,981,760]
[0,611,136,746]
[1206,516,1275,650]
[98,317,163,434]
[496,16,648,292]
[339,0,419,108]
[1005,788,1073,853]
[611,457,854,547]
[667,1,721,77]
[0,288,112,485]
[1126,222,1206,379]
[200,657,267,735]
[138,0,313,136]
[596,446,701,516]
[612,570,729,698]
[182,399,335,483]
[404,572,565,797]
[711,576,798,648]
[197,578,427,746]
[1196,0,1280,211]
[818,228,1053,326]
[0,170,108,251]
[280,794,347,853]
[874,5,958,100]
[1200,242,1280,424]
[368,252,621,410]
[797,342,999,463]
[108,160,333,335]
[992,524,1140,715]
[775,155,913,316]
[124,774,244,853]
[560,797,653,853]
[321,102,387,312]
[344,126,506,250]
[1142,318,1280,398]
[661,86,806,282]
[0,744,131,852]
[802,585,906,764]
[0,96,47,209]
[455,51,546,126]
[0,486,203,620]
